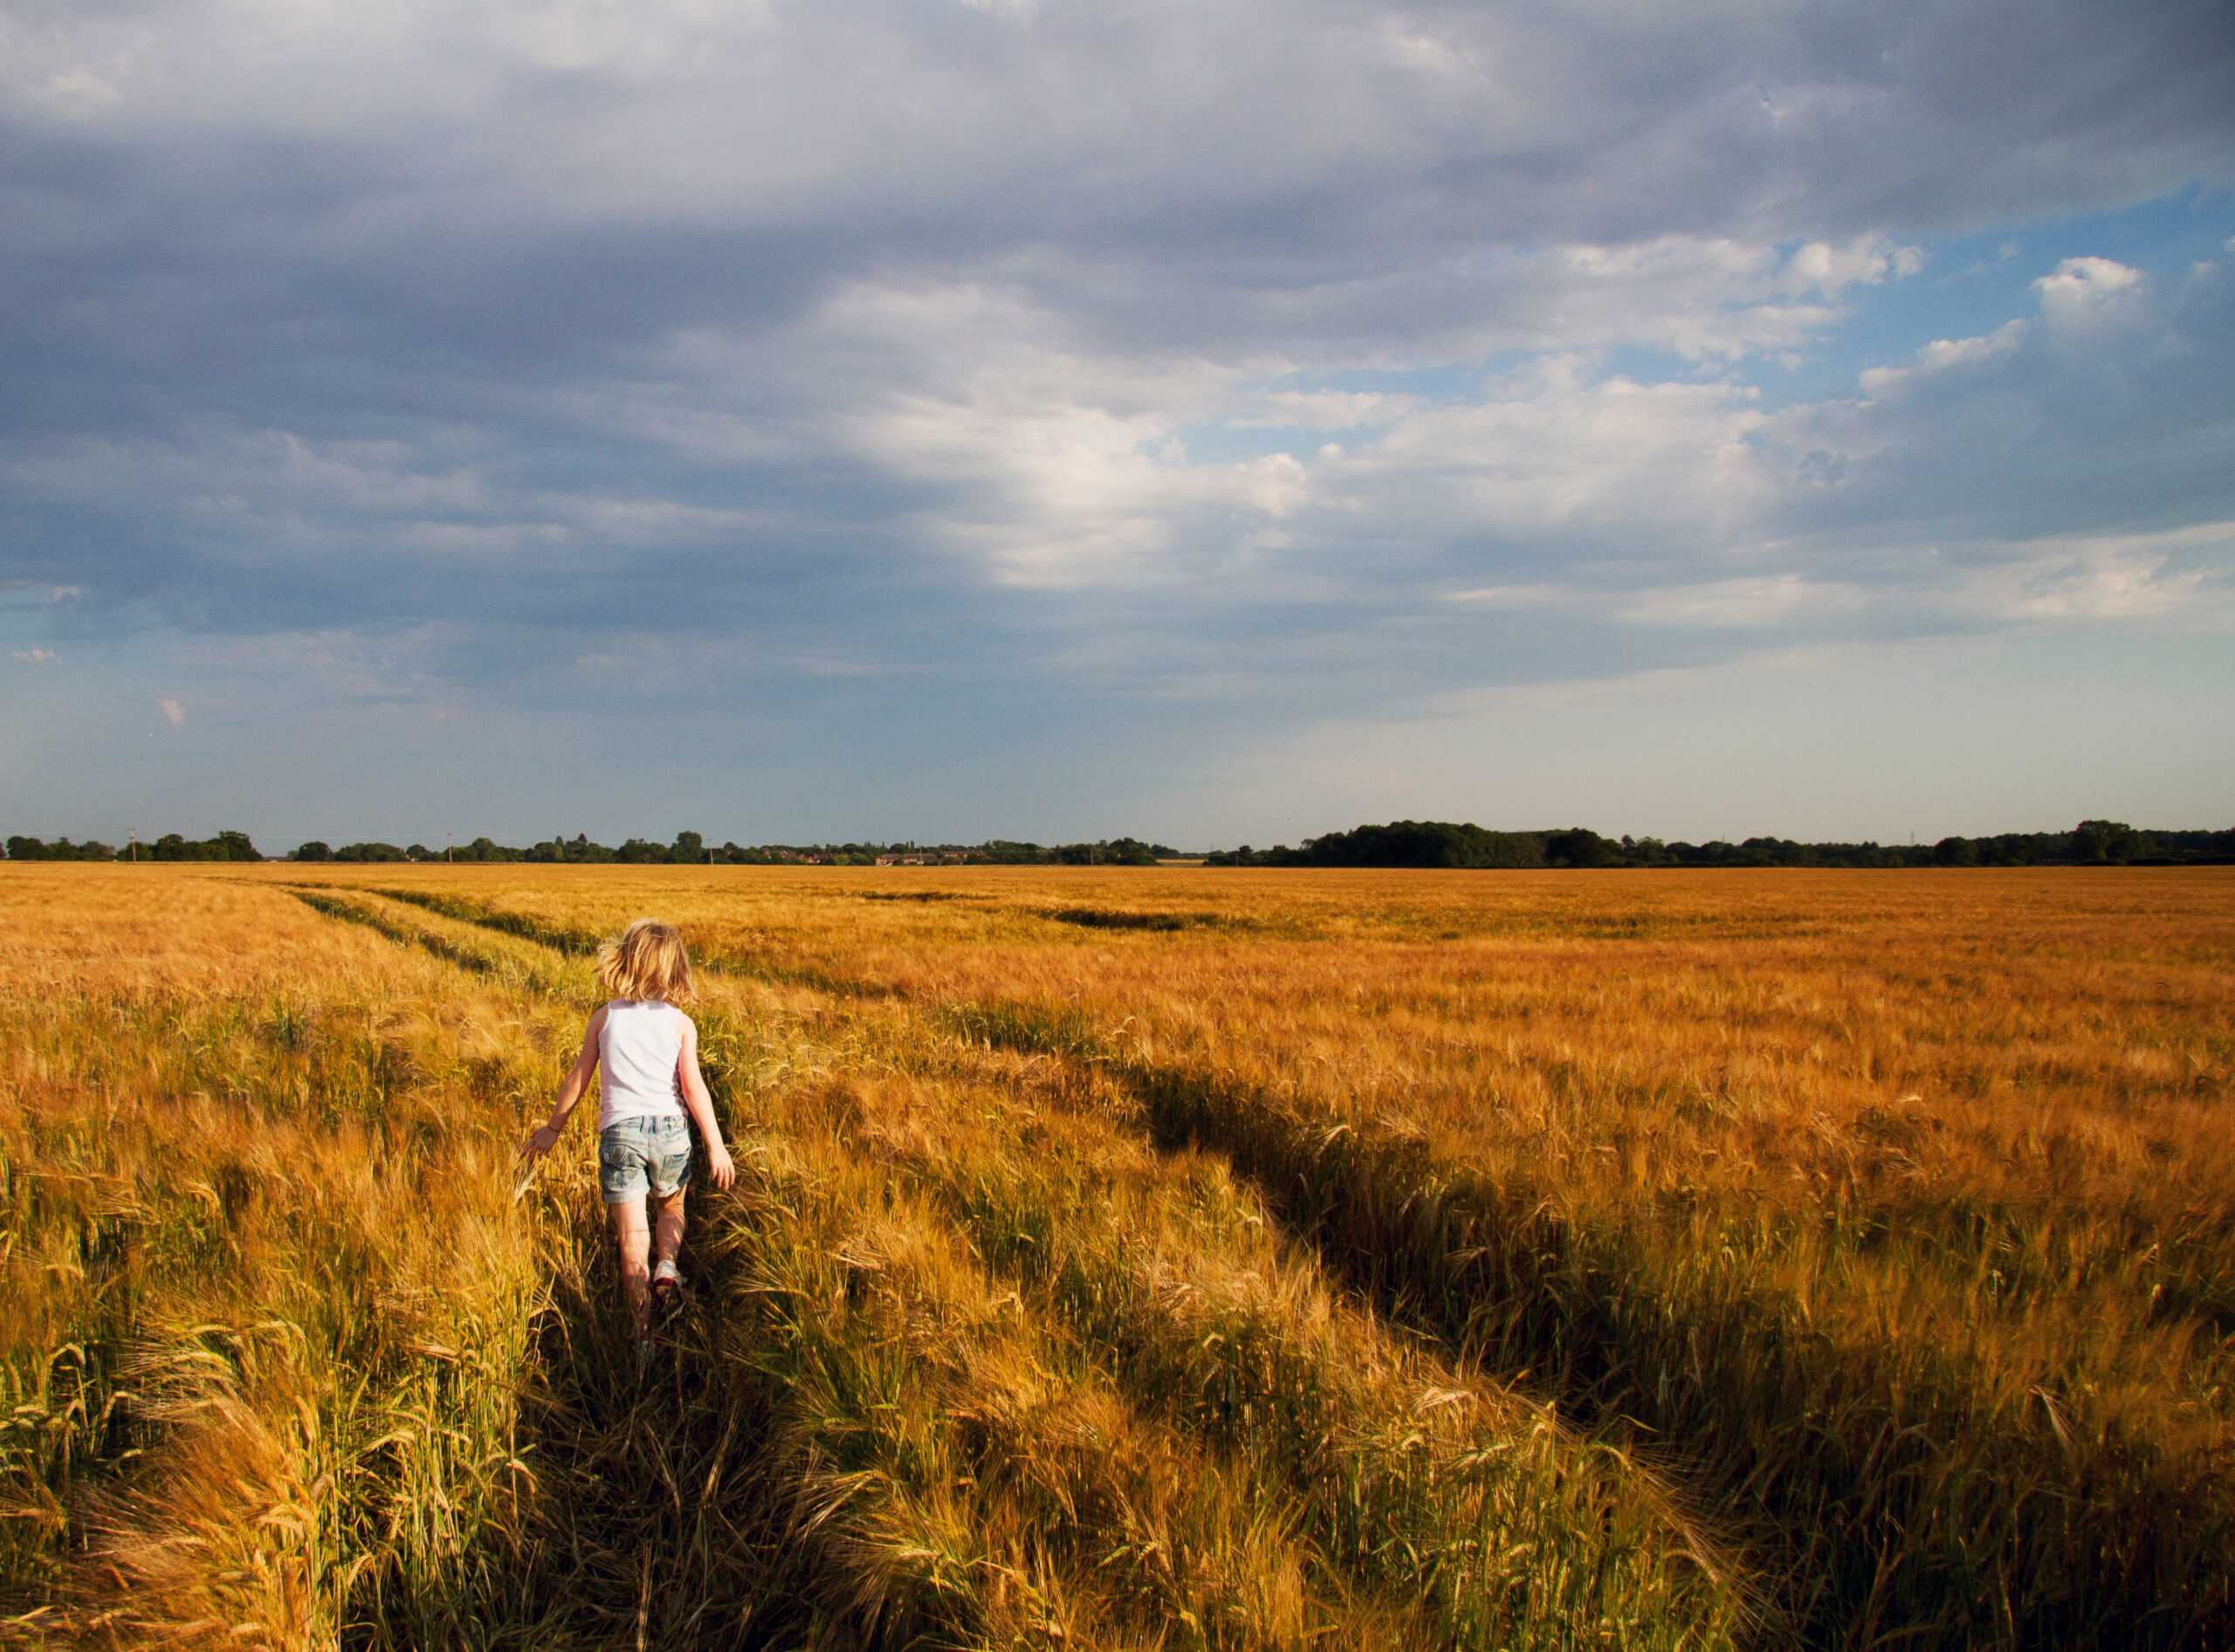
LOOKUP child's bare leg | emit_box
[609,1196,652,1336]
[652,1189,686,1266]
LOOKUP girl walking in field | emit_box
[520,919,736,1369]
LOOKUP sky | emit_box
[3,0,2232,852]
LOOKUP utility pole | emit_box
[128,828,136,864]
[446,834,453,864]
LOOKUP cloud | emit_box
[1944,523,2230,623]
[10,647,54,662]
[9,227,2230,703]
[158,697,184,725]
[1766,247,2235,547]
[0,0,2230,837]
[1857,320,2028,395]
[0,0,2144,245]
[2032,255,2149,328]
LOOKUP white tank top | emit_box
[596,999,688,1129]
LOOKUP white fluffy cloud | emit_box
[675,237,2231,642]
[1857,321,2028,395]
[2033,256,2149,326]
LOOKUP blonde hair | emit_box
[595,919,697,1004]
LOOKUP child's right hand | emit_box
[705,1139,737,1192]
[520,1124,560,1162]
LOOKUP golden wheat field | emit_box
[2,863,2230,1650]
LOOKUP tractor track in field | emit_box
[280,884,832,1647]
[287,881,2235,1652]
[285,884,1755,1647]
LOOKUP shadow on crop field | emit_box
[373,888,602,958]
[273,891,831,1647]
[285,888,578,1002]
[472,1172,817,1651]
[948,996,2235,1652]
[371,887,902,1002]
[1043,908,1221,932]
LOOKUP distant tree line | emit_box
[1201,819,2235,868]
[283,832,1181,865]
[3,830,260,862]
[10,821,2230,868]
[3,829,1186,865]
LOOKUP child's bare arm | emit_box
[677,1017,737,1190]
[521,1008,606,1161]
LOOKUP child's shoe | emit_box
[650,1258,686,1324]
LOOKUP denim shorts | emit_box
[598,1115,693,1204]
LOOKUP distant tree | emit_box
[1736,836,1799,866]
[1100,837,1165,865]
[2149,826,2235,862]
[5,836,46,860]
[141,830,258,861]
[2073,820,2146,864]
[1933,836,1977,866]
[673,829,705,864]
[293,841,334,862]
[1305,821,1545,869]
[1541,828,1612,868]
[334,842,407,863]
[1975,832,2053,865]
